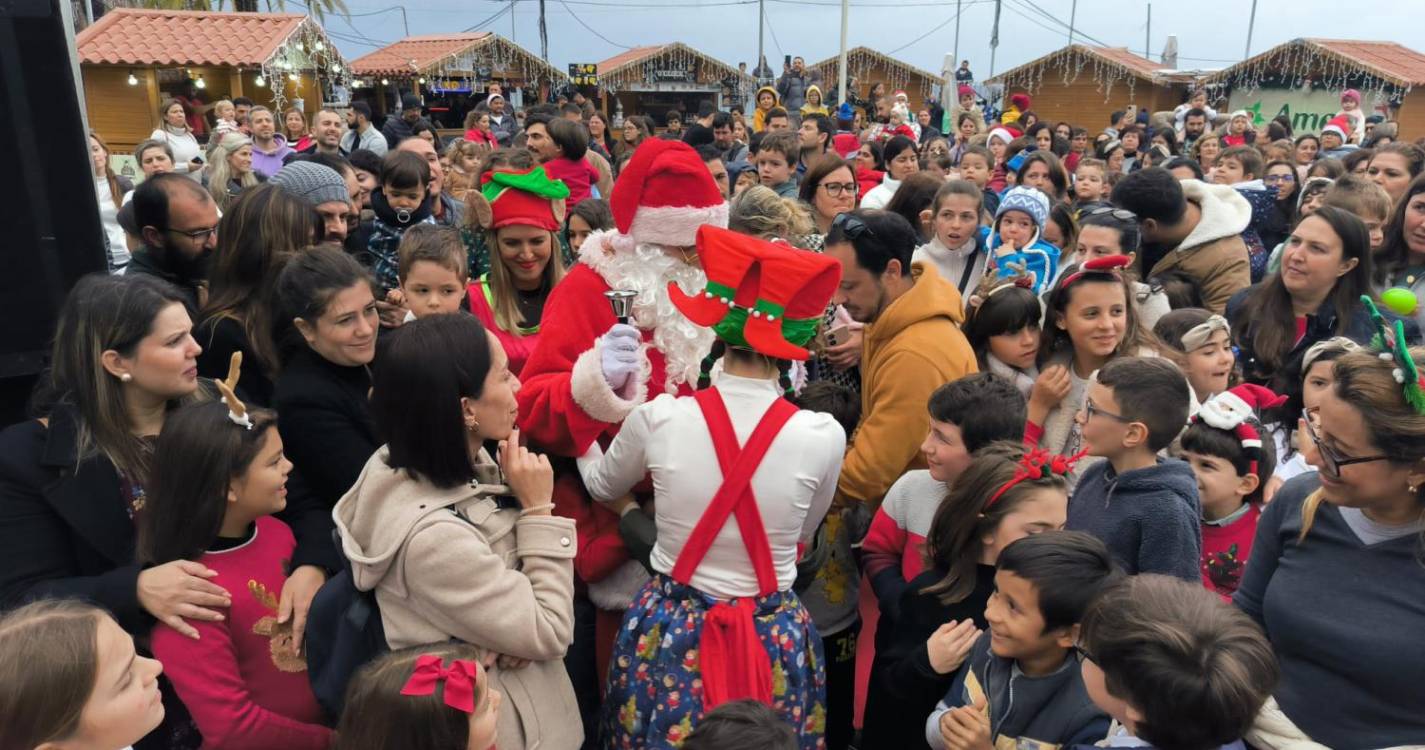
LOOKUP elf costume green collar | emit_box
[669,225,842,361]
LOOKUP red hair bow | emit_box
[1059,254,1132,289]
[985,448,1088,508]
[400,654,478,714]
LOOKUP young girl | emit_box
[336,644,500,750]
[800,85,829,118]
[443,139,483,202]
[0,600,166,750]
[1223,110,1254,148]
[1154,308,1236,404]
[860,442,1073,750]
[564,197,614,256]
[1263,337,1359,501]
[913,181,989,299]
[538,117,601,205]
[1029,255,1158,480]
[1074,206,1170,328]
[978,186,1061,294]
[963,272,1041,399]
[140,358,331,749]
[463,110,498,149]
[1180,384,1282,599]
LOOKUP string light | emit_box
[381,77,390,85]
[195,75,206,89]
[806,47,938,101]
[255,74,266,87]
[597,42,743,96]
[127,70,138,86]
[1203,39,1410,111]
[352,34,566,95]
[255,18,350,112]
[990,46,1152,104]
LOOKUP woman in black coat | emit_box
[272,246,382,509]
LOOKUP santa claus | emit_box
[516,138,727,705]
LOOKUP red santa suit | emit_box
[516,139,729,675]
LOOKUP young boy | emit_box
[1211,145,1263,187]
[756,131,800,198]
[1074,575,1278,750]
[956,144,999,217]
[368,150,436,292]
[1073,158,1109,205]
[1322,174,1392,252]
[394,224,470,320]
[978,186,1061,294]
[682,700,797,750]
[1179,385,1279,598]
[1067,357,1201,581]
[926,531,1121,750]
[864,374,1027,621]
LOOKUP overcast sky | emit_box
[323,0,1424,81]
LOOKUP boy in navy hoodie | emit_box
[1066,357,1202,581]
[1075,574,1277,750]
[926,531,1120,750]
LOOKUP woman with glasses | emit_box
[1260,160,1299,252]
[1228,206,1416,405]
[799,156,859,241]
[1235,344,1425,750]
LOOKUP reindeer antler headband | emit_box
[1362,295,1425,414]
[212,352,252,430]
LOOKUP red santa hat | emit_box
[1322,115,1351,141]
[1194,384,1288,474]
[611,139,728,247]
[832,132,860,158]
[1010,93,1031,111]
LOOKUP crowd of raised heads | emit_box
[19,66,1425,750]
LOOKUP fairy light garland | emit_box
[350,35,566,96]
[598,43,746,96]
[256,17,350,113]
[1205,39,1411,110]
[810,47,939,101]
[990,46,1154,103]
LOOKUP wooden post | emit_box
[228,68,244,98]
[144,67,161,128]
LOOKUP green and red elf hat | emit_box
[669,225,841,361]
[470,166,571,231]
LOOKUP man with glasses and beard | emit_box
[130,173,219,313]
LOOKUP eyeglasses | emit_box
[1301,407,1391,477]
[832,212,876,239]
[1072,643,1095,664]
[1083,399,1134,423]
[1081,205,1138,222]
[820,182,858,197]
[1264,174,1296,184]
[165,225,218,241]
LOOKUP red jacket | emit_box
[856,167,885,205]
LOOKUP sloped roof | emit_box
[77,8,320,67]
[1207,38,1425,89]
[988,45,1167,85]
[596,42,742,80]
[350,32,564,81]
[808,47,941,83]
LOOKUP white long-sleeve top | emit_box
[578,373,845,601]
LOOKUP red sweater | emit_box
[1201,503,1261,599]
[151,517,331,750]
[543,156,601,206]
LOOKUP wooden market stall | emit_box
[597,43,750,125]
[1203,38,1425,137]
[349,33,565,130]
[986,45,1194,129]
[808,47,943,113]
[77,8,346,156]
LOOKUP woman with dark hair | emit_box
[197,184,321,406]
[1293,134,1320,177]
[334,313,580,750]
[1366,141,1425,206]
[1228,205,1416,402]
[577,226,844,749]
[798,156,858,236]
[91,131,133,272]
[150,98,202,175]
[1260,159,1300,252]
[861,134,919,209]
[617,116,651,162]
[1373,172,1425,330]
[585,110,615,159]
[272,246,381,509]
[1015,150,1068,203]
[410,119,441,150]
[883,172,943,243]
[854,140,886,200]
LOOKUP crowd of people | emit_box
[14,68,1425,750]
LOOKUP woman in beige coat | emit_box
[333,314,582,749]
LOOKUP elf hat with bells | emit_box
[668,225,841,361]
[465,166,571,231]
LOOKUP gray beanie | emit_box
[269,161,350,207]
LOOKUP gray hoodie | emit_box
[1066,457,1202,580]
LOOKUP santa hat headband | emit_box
[1193,384,1287,475]
[1179,314,1231,352]
[988,127,1017,146]
[1322,115,1351,140]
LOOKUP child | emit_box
[1222,110,1253,148]
[955,144,999,217]
[1181,384,1282,598]
[395,224,469,320]
[914,180,989,297]
[140,361,331,749]
[336,644,500,750]
[1212,145,1272,282]
[1073,158,1108,205]
[1074,207,1171,328]
[926,531,1119,750]
[212,98,240,138]
[1264,337,1358,500]
[1066,357,1201,581]
[369,149,436,292]
[756,131,800,198]
[978,186,1061,294]
[801,84,829,118]
[1075,575,1278,750]
[537,116,601,205]
[0,600,166,750]
[682,700,798,750]
[1323,174,1392,252]
[752,85,780,133]
[1211,145,1263,187]
[1335,88,1365,143]
[963,272,1041,398]
[861,442,1070,750]
[864,374,1029,623]
[564,197,614,255]
[924,151,955,180]
[1154,308,1235,403]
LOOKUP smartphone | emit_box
[822,324,851,348]
[784,54,792,68]
[190,155,203,165]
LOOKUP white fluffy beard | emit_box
[589,236,715,393]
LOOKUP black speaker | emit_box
[0,0,107,424]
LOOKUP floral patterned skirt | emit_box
[600,574,827,749]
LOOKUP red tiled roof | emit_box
[989,44,1166,84]
[350,32,491,76]
[77,8,312,67]
[808,47,941,82]
[1294,39,1425,87]
[597,45,668,75]
[1088,46,1167,78]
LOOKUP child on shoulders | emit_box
[978,186,1060,295]
[369,150,439,293]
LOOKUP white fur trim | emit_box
[1198,391,1252,431]
[627,202,730,248]
[587,559,652,610]
[571,339,649,425]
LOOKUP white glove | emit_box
[600,324,642,392]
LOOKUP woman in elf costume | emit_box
[464,166,570,375]
[577,224,847,749]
